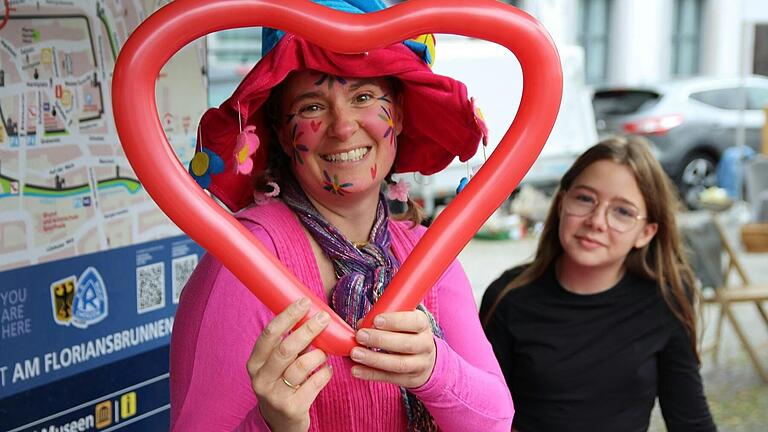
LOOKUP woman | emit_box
[170,1,513,431]
[480,136,716,431]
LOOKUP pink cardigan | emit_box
[170,200,513,431]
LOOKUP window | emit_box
[671,0,702,76]
[755,24,768,76]
[690,88,743,110]
[206,28,263,105]
[208,28,262,65]
[578,0,611,85]
[747,87,768,110]
[592,90,661,116]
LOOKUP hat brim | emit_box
[199,34,481,212]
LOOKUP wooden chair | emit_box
[680,214,768,382]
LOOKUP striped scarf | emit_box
[281,176,442,432]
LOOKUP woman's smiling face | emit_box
[278,70,402,203]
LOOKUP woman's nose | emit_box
[327,107,359,141]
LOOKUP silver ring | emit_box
[281,376,301,390]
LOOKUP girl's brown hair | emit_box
[481,135,701,360]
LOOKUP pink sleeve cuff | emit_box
[409,336,450,396]
[235,407,273,432]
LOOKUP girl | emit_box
[480,136,716,431]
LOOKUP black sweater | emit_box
[480,265,716,432]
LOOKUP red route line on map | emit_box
[0,0,10,32]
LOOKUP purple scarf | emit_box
[280,176,441,432]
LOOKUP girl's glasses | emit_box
[562,188,647,233]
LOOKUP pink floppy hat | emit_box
[193,29,485,212]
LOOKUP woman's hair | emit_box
[258,74,424,226]
[481,135,701,360]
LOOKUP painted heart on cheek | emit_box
[310,120,322,132]
[370,164,377,181]
[111,0,563,355]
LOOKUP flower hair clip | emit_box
[386,179,410,203]
[253,181,280,205]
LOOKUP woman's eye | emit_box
[355,93,375,104]
[613,206,636,218]
[298,104,323,115]
[575,193,596,204]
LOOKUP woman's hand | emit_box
[246,298,333,432]
[350,311,437,388]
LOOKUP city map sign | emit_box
[0,1,207,430]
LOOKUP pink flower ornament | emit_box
[234,125,260,175]
[386,180,410,203]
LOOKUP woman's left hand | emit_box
[350,311,436,388]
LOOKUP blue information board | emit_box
[0,235,204,431]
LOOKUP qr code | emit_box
[172,254,198,303]
[136,262,165,314]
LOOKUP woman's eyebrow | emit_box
[572,184,640,206]
[290,90,325,104]
[348,79,379,91]
[571,184,597,194]
[612,196,640,207]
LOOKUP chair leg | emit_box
[756,301,768,327]
[723,303,768,383]
[711,305,726,364]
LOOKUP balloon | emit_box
[111,0,562,356]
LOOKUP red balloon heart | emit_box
[112,0,562,356]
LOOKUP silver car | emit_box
[592,76,768,208]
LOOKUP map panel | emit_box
[0,0,207,271]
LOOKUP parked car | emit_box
[592,76,768,208]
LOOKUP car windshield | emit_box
[592,90,661,116]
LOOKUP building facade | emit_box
[205,0,768,100]
[507,0,768,86]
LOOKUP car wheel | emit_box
[676,152,718,209]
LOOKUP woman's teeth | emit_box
[322,147,369,163]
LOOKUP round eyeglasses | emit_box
[562,188,647,233]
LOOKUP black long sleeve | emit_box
[480,265,716,432]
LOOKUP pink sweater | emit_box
[170,201,513,431]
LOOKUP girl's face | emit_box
[557,159,658,272]
[277,71,402,203]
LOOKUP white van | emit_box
[398,36,598,216]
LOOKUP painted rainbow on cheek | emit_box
[378,105,395,146]
[290,123,309,165]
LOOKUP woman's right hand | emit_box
[247,298,333,432]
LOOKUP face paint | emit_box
[314,74,347,89]
[322,170,354,196]
[279,71,401,204]
[290,123,309,165]
[378,105,395,146]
